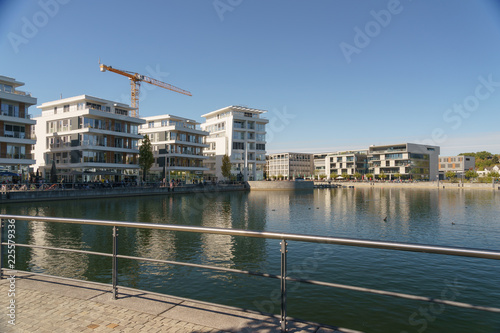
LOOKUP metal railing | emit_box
[1,215,500,332]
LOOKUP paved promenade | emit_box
[0,272,353,333]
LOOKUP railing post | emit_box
[112,226,118,299]
[280,239,288,332]
[0,219,4,279]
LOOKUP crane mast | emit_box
[99,63,191,118]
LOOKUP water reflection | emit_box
[1,188,499,332]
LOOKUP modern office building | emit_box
[267,152,313,179]
[313,153,332,179]
[33,95,145,182]
[439,155,475,177]
[326,150,368,179]
[0,75,37,177]
[139,114,209,182]
[368,143,440,180]
[201,105,268,181]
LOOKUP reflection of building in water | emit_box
[251,190,291,223]
[196,192,268,269]
[27,221,89,278]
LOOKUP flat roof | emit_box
[38,95,134,110]
[142,114,200,125]
[201,105,267,118]
[0,75,25,87]
[268,152,313,156]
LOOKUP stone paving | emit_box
[0,272,355,333]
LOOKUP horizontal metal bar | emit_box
[0,242,113,257]
[117,254,280,279]
[286,276,500,314]
[2,214,499,260]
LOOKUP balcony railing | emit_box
[0,153,32,160]
[0,111,31,119]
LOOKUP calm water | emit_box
[2,188,500,333]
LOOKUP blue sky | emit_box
[2,0,500,155]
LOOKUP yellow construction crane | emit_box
[99,62,192,118]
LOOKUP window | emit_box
[256,123,265,132]
[114,138,123,148]
[233,131,244,140]
[256,134,265,141]
[1,103,19,117]
[256,143,266,150]
[386,153,402,159]
[233,142,244,150]
[148,121,155,128]
[233,121,244,129]
[63,105,70,112]
[115,108,128,116]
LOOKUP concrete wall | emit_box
[247,180,314,190]
[0,184,246,204]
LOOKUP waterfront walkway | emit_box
[0,272,348,333]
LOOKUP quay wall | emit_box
[325,181,500,190]
[248,180,314,190]
[0,184,246,204]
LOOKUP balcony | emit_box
[0,152,33,160]
[0,111,32,119]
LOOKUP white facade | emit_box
[34,95,145,182]
[368,143,440,180]
[267,152,313,179]
[0,75,37,175]
[313,153,332,178]
[139,115,209,181]
[439,156,475,176]
[325,150,368,179]
[201,105,268,181]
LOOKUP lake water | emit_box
[2,188,500,333]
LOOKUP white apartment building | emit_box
[201,105,268,181]
[34,95,145,182]
[139,115,209,182]
[0,75,37,176]
[439,155,475,177]
[326,150,368,179]
[267,152,313,179]
[368,143,440,180]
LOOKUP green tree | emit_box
[476,151,492,160]
[341,172,348,180]
[221,154,232,180]
[445,171,457,180]
[330,172,338,180]
[378,172,388,180]
[465,170,478,180]
[394,173,401,179]
[353,172,361,180]
[489,171,500,178]
[139,135,154,181]
[365,173,373,180]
